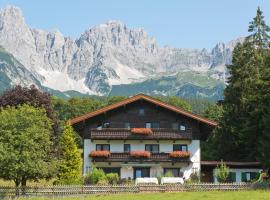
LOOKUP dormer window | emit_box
[139,108,145,116]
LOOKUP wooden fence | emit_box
[0,183,264,197]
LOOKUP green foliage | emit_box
[156,96,192,112]
[210,8,270,166]
[163,171,174,177]
[247,7,270,48]
[107,96,126,105]
[215,161,230,183]
[54,123,82,185]
[0,104,56,188]
[187,172,200,183]
[52,97,104,121]
[84,166,107,185]
[106,173,119,185]
[203,103,224,121]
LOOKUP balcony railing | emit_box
[90,128,192,140]
[91,152,190,163]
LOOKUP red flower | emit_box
[89,150,111,157]
[130,150,151,158]
[131,128,153,135]
[169,151,191,158]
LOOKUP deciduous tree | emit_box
[0,105,56,193]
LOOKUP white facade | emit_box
[83,139,200,180]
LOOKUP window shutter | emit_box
[241,172,246,182]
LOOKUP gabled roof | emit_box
[69,93,217,126]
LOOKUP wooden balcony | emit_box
[90,128,192,140]
[91,152,191,163]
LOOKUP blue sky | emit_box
[0,0,269,49]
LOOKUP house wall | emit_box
[213,168,262,183]
[80,100,206,140]
[83,139,200,180]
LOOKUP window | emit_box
[96,144,110,151]
[145,122,151,128]
[97,122,102,130]
[100,168,121,176]
[227,172,236,182]
[139,108,145,116]
[124,122,131,129]
[164,168,181,177]
[180,125,186,131]
[103,122,110,128]
[173,144,188,151]
[241,172,259,182]
[145,122,160,128]
[172,123,179,130]
[124,144,131,152]
[152,122,160,128]
[134,168,150,178]
[145,144,159,153]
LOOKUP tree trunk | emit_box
[14,178,20,196]
[21,176,27,195]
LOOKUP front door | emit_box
[134,168,150,178]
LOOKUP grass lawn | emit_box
[16,190,270,200]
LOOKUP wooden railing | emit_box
[90,128,192,140]
[91,152,190,162]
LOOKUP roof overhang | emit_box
[69,93,217,127]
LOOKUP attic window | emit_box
[139,108,145,116]
[103,122,110,128]
[180,125,186,131]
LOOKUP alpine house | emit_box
[70,94,217,180]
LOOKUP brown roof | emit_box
[201,161,261,167]
[90,128,192,140]
[69,93,217,126]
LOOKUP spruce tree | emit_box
[55,123,82,185]
[212,7,270,166]
[247,7,270,48]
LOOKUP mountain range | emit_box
[0,6,244,100]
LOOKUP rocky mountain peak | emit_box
[0,5,24,23]
[0,5,243,98]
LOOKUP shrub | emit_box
[130,150,151,158]
[189,172,200,183]
[84,166,107,184]
[215,161,230,183]
[89,150,110,158]
[131,128,152,135]
[106,173,119,185]
[169,151,191,158]
[97,179,109,185]
[164,171,174,177]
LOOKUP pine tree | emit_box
[212,7,270,165]
[55,123,82,185]
[247,7,270,48]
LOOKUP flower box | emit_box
[169,151,191,158]
[131,128,153,135]
[130,150,151,158]
[89,150,111,158]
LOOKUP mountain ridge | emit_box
[0,5,243,100]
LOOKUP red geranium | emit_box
[169,151,191,158]
[131,128,153,135]
[130,150,151,158]
[89,150,111,157]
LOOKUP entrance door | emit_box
[134,168,150,178]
